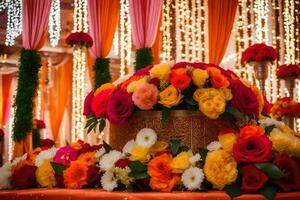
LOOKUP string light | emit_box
[253,0,269,44]
[161,0,173,62]
[112,27,119,56]
[283,0,295,64]
[119,0,131,76]
[48,0,61,47]
[5,0,22,46]
[71,0,88,142]
[8,86,16,161]
[0,0,7,12]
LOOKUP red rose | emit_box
[0,128,4,141]
[91,89,113,118]
[172,62,206,70]
[149,77,160,87]
[273,154,300,192]
[12,164,37,188]
[242,43,277,63]
[233,135,273,164]
[263,95,273,114]
[230,80,260,116]
[241,165,269,192]
[170,73,191,90]
[276,64,300,78]
[41,139,55,148]
[83,91,94,116]
[87,166,102,187]
[107,89,134,125]
[115,158,131,169]
[134,65,153,75]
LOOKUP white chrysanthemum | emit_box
[182,167,204,191]
[100,150,122,171]
[122,139,136,155]
[0,162,13,189]
[136,128,157,148]
[101,170,117,191]
[189,153,201,165]
[11,153,27,166]
[206,141,221,151]
[35,147,57,167]
[95,147,106,160]
[259,118,285,128]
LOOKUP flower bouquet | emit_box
[276,64,300,98]
[271,97,300,119]
[32,119,46,149]
[65,31,93,48]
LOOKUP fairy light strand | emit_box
[5,0,22,46]
[0,0,7,12]
[161,0,173,62]
[48,0,61,47]
[71,0,88,141]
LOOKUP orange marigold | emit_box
[240,125,265,139]
[148,153,180,192]
[77,152,96,166]
[63,161,88,189]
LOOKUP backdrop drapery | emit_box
[208,0,238,65]
[0,75,12,127]
[49,58,72,141]
[151,15,162,65]
[13,0,51,158]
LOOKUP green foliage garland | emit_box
[13,49,41,142]
[135,47,153,71]
[93,58,111,89]
[32,129,41,149]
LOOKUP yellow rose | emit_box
[126,77,147,93]
[149,141,169,156]
[130,146,150,162]
[94,83,116,95]
[159,85,183,108]
[204,149,237,190]
[36,159,56,188]
[220,88,232,101]
[171,151,191,173]
[150,62,173,80]
[218,132,237,152]
[192,69,209,88]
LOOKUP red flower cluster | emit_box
[65,32,93,48]
[241,165,268,192]
[12,162,37,188]
[35,119,46,129]
[41,139,55,149]
[271,97,300,118]
[276,64,300,78]
[242,43,277,63]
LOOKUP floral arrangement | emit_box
[32,119,47,149]
[276,64,300,79]
[242,43,277,63]
[271,97,300,118]
[0,128,4,142]
[65,32,93,48]
[84,62,267,132]
[1,121,300,200]
[34,119,46,129]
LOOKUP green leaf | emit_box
[178,145,190,153]
[129,171,149,179]
[184,96,197,106]
[264,125,275,135]
[65,140,70,146]
[98,118,106,133]
[260,185,278,200]
[85,117,96,128]
[255,163,284,179]
[50,162,67,175]
[87,120,97,134]
[224,181,244,198]
[103,140,112,153]
[198,148,209,161]
[170,139,181,155]
[226,106,245,120]
[161,107,171,123]
[129,160,147,173]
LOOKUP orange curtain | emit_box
[49,58,72,141]
[208,0,238,65]
[87,52,95,88]
[152,15,162,65]
[0,75,13,127]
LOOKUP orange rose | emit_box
[240,125,265,139]
[207,67,229,89]
[148,153,180,192]
[170,68,191,90]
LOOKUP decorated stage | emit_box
[1,189,300,200]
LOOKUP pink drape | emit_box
[129,0,163,48]
[22,0,51,50]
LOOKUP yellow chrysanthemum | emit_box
[171,151,191,173]
[77,152,96,166]
[218,132,237,152]
[36,159,56,188]
[204,149,238,190]
[130,146,150,162]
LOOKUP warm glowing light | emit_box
[5,0,22,46]
[161,0,173,62]
[49,0,61,47]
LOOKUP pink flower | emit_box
[132,83,159,110]
[83,91,94,116]
[53,146,79,166]
[107,89,134,125]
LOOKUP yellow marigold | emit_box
[94,83,116,95]
[130,146,150,162]
[77,152,96,166]
[171,151,191,173]
[150,62,173,80]
[204,149,238,190]
[36,159,56,188]
[270,128,295,156]
[218,132,237,152]
[192,68,209,88]
[193,88,226,119]
[63,161,88,189]
[159,85,183,108]
[149,141,169,156]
